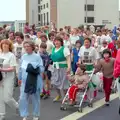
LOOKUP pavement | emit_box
[4,87,119,120]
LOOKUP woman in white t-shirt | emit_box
[0,39,18,120]
[78,38,100,73]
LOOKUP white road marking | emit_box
[61,94,118,120]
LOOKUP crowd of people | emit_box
[0,23,120,120]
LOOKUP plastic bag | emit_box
[92,73,101,88]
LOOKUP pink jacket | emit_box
[113,49,120,78]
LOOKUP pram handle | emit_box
[88,69,95,82]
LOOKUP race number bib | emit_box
[16,47,22,59]
[82,52,93,64]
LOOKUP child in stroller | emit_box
[67,64,89,105]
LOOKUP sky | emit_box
[0,0,120,21]
[0,0,25,21]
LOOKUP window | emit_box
[41,6,42,10]
[38,14,40,21]
[38,6,41,13]
[38,0,40,4]
[41,14,43,26]
[44,4,45,9]
[46,12,49,25]
[84,17,94,23]
[44,13,46,25]
[85,5,94,11]
[46,3,48,8]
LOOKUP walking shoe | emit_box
[33,117,39,120]
[40,93,45,98]
[105,101,110,106]
[43,94,50,99]
[53,95,61,102]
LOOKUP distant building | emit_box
[14,20,26,33]
[0,21,14,27]
[26,0,119,29]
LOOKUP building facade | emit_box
[26,0,38,25]
[26,0,119,29]
[14,20,26,33]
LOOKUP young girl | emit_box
[39,43,52,99]
[71,40,81,74]
[94,49,114,106]
[67,65,89,105]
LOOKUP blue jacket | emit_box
[24,63,40,94]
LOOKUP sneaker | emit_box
[40,93,45,98]
[43,94,50,99]
[105,101,110,106]
[53,95,61,102]
[33,117,39,120]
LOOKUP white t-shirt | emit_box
[0,52,16,78]
[64,40,71,49]
[70,35,79,46]
[30,35,37,41]
[101,35,112,44]
[78,46,100,63]
[46,40,54,54]
[106,34,112,43]
[100,46,108,52]
[13,43,24,60]
[35,38,41,45]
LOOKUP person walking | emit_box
[0,39,19,120]
[18,40,44,120]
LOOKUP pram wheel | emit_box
[88,103,93,108]
[78,107,83,113]
[60,106,67,111]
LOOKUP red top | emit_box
[108,42,117,58]
[113,49,120,78]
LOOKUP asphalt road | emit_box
[4,87,119,120]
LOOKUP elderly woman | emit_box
[51,36,71,102]
[0,39,19,120]
[18,41,44,120]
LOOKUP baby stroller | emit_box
[60,69,95,112]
